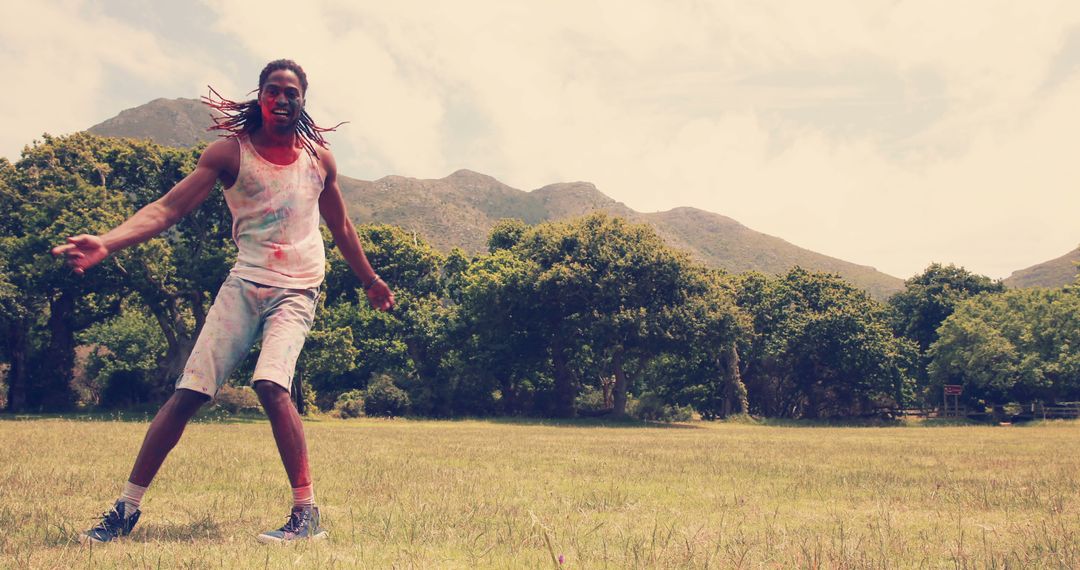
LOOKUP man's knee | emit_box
[172,388,211,413]
[253,380,291,407]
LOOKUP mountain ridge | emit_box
[338,169,903,298]
[1003,247,1080,289]
[88,97,222,148]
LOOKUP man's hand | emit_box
[366,279,395,312]
[51,235,109,275]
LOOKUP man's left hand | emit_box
[366,279,395,312]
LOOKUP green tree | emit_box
[449,249,546,415]
[78,301,167,406]
[928,288,1080,407]
[888,263,1004,401]
[0,159,31,410]
[1,135,137,409]
[736,268,916,418]
[889,263,1003,351]
[487,218,528,252]
[112,139,234,395]
[513,213,729,417]
[305,298,409,399]
[316,223,447,411]
[645,270,750,419]
[297,321,360,411]
[2,134,233,409]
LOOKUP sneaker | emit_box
[256,505,328,543]
[80,501,141,544]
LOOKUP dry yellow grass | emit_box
[1,417,1078,568]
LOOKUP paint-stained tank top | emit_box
[224,136,326,289]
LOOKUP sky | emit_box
[2,1,1079,280]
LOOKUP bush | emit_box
[100,369,154,409]
[333,389,366,419]
[215,384,262,414]
[630,393,693,422]
[295,381,319,415]
[79,308,167,406]
[364,373,411,417]
[575,385,609,414]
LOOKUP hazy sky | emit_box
[3,1,1079,280]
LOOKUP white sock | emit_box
[120,481,148,516]
[292,484,315,508]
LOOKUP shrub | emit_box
[668,404,694,422]
[630,393,694,422]
[364,373,411,417]
[575,385,615,416]
[333,389,366,419]
[215,384,262,414]
[296,381,319,415]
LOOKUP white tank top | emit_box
[224,136,326,289]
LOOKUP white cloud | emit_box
[7,1,1079,279]
[0,0,212,160]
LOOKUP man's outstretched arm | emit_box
[51,140,231,274]
[317,149,395,312]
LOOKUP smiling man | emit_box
[53,59,394,544]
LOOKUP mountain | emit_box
[639,207,902,297]
[82,98,905,298]
[87,98,221,148]
[339,172,903,298]
[335,172,635,253]
[1003,247,1080,289]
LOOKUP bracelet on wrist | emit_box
[363,275,381,290]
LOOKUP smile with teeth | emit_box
[272,109,290,116]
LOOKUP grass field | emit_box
[1,416,1078,569]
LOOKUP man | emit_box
[53,59,393,543]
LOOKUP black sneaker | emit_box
[81,501,141,544]
[257,505,328,543]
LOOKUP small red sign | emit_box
[944,385,963,396]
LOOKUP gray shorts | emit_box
[176,274,319,397]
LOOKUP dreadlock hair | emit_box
[202,59,344,158]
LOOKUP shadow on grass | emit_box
[0,408,268,425]
[7,411,1028,429]
[453,416,705,430]
[0,410,702,428]
[753,417,905,428]
[1,412,707,429]
[1009,418,1080,428]
[912,417,984,427]
[44,514,223,548]
[753,416,1021,428]
[132,515,224,543]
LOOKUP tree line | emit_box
[1,134,1078,419]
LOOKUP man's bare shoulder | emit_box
[199,137,240,168]
[196,138,241,185]
[315,145,338,179]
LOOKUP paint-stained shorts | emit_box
[176,274,319,397]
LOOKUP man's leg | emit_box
[254,379,326,542]
[254,380,310,488]
[80,388,210,544]
[128,388,211,486]
[252,286,325,542]
[83,276,260,544]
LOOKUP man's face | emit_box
[259,69,305,132]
